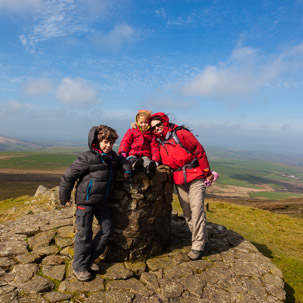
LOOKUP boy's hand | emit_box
[61,201,71,207]
[124,173,131,180]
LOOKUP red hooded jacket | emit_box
[118,123,161,162]
[149,112,211,185]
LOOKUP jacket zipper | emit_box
[86,179,93,200]
[105,165,112,201]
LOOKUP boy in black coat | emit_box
[59,125,131,281]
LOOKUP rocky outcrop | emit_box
[0,168,286,302]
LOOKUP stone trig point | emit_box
[0,166,286,302]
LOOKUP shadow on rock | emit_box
[168,213,244,258]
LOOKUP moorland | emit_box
[1,147,303,302]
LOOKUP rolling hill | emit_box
[0,136,43,151]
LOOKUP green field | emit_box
[210,158,303,199]
[0,150,79,170]
[1,150,303,201]
[211,158,303,184]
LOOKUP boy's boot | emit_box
[73,269,92,282]
[145,161,157,178]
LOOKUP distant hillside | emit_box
[206,145,303,167]
[0,136,43,151]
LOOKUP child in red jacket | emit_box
[118,110,160,177]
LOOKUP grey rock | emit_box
[183,274,207,298]
[32,245,59,256]
[140,272,159,292]
[42,265,66,281]
[41,255,65,266]
[18,293,49,303]
[34,185,48,197]
[107,278,153,296]
[124,260,146,276]
[84,290,134,303]
[58,276,104,293]
[11,263,39,284]
[0,285,16,295]
[55,235,73,249]
[27,230,56,249]
[146,255,173,271]
[15,253,41,264]
[265,283,287,301]
[103,263,134,280]
[163,263,193,279]
[158,278,184,301]
[0,240,28,257]
[20,275,54,294]
[56,225,74,238]
[0,289,18,303]
[0,257,15,269]
[43,291,73,302]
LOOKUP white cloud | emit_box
[93,24,135,51]
[0,100,29,112]
[56,77,100,106]
[17,0,113,53]
[0,0,42,14]
[155,8,167,19]
[23,78,53,95]
[0,101,132,142]
[182,43,303,98]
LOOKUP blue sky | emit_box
[0,0,303,153]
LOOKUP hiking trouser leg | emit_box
[176,179,207,251]
[176,183,193,232]
[90,204,113,263]
[73,205,94,271]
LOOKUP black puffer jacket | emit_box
[59,126,131,205]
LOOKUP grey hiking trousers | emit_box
[176,178,208,251]
[73,203,112,271]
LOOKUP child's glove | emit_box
[126,155,136,161]
[120,152,127,158]
[124,171,131,180]
[204,171,219,187]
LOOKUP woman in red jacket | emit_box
[149,112,214,260]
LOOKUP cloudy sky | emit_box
[0,0,303,153]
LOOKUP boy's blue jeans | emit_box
[73,203,113,272]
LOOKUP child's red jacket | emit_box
[118,125,161,162]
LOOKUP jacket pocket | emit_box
[76,207,86,227]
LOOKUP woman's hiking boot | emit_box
[188,249,203,260]
[89,261,100,272]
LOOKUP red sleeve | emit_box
[150,135,161,162]
[118,129,134,156]
[177,129,211,176]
